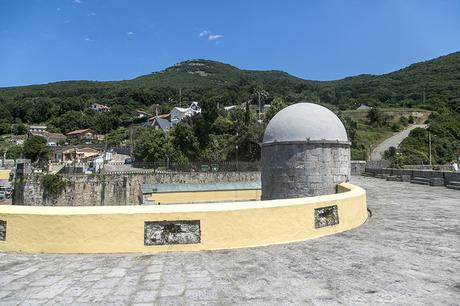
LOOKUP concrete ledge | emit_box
[0,183,367,254]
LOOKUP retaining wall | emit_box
[14,172,260,206]
[0,182,367,254]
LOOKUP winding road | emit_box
[370,124,427,161]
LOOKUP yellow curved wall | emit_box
[0,183,367,254]
[148,189,261,204]
[0,170,10,180]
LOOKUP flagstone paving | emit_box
[0,176,459,305]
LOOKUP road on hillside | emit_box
[370,124,427,160]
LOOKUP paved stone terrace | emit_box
[0,176,459,305]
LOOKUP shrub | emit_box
[41,174,67,195]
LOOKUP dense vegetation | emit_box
[1,51,459,164]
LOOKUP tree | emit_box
[367,108,390,127]
[106,127,128,146]
[251,86,269,117]
[0,121,11,135]
[23,135,49,162]
[133,129,182,165]
[12,123,28,135]
[6,145,22,159]
[49,111,91,133]
[212,116,234,135]
[264,97,287,122]
[170,122,199,160]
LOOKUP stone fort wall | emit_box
[14,171,261,206]
[262,143,350,199]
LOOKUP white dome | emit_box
[263,102,349,144]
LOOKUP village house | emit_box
[30,131,66,146]
[145,114,172,133]
[10,135,26,145]
[29,125,47,133]
[52,147,101,163]
[90,103,110,112]
[170,101,201,125]
[66,129,97,142]
[357,104,372,110]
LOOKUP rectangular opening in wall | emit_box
[0,220,6,241]
[315,205,339,228]
[144,220,201,246]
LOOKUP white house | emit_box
[170,101,201,125]
[29,125,47,133]
[91,103,110,112]
[357,104,372,110]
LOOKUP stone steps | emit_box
[446,181,460,190]
[411,177,430,185]
[386,175,401,182]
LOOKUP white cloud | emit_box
[198,30,224,41]
[88,12,96,16]
[84,37,91,41]
[73,0,81,4]
[56,7,61,11]
[126,31,134,35]
[198,30,209,37]
[208,34,223,41]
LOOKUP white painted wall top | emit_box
[263,102,349,144]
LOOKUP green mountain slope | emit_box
[1,52,459,112]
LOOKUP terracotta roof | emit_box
[31,131,66,141]
[66,129,92,136]
[148,114,171,122]
[78,148,99,153]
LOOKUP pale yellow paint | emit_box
[0,183,367,254]
[0,170,10,180]
[148,189,261,204]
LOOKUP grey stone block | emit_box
[401,174,412,182]
[261,143,350,199]
[144,220,201,246]
[0,220,5,241]
[430,178,445,186]
[314,205,339,228]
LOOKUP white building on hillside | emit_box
[170,101,201,125]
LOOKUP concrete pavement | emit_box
[0,176,459,305]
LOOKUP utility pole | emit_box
[179,88,182,108]
[130,125,134,157]
[258,90,261,121]
[428,131,432,167]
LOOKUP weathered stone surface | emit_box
[0,220,6,241]
[262,143,350,199]
[315,205,339,228]
[14,171,260,206]
[1,176,459,304]
[144,220,201,245]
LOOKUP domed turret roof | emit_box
[263,102,349,144]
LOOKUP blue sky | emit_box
[1,0,459,87]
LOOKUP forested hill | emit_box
[1,51,459,122]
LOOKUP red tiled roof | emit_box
[66,129,92,136]
[78,148,99,153]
